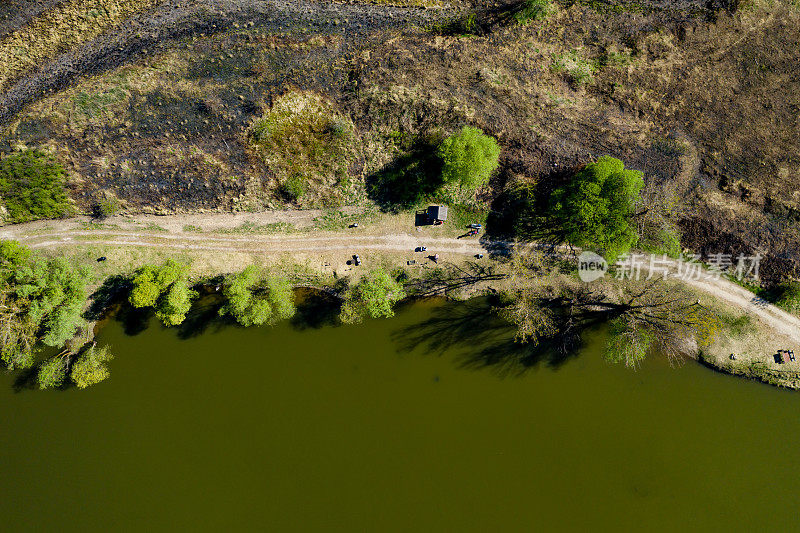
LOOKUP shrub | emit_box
[776,281,800,315]
[438,126,501,199]
[93,196,121,219]
[249,91,358,206]
[639,225,682,258]
[0,150,72,223]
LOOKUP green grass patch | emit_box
[514,0,556,24]
[219,221,296,234]
[249,91,359,206]
[551,50,598,86]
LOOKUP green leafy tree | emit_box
[70,344,114,389]
[0,149,72,223]
[438,126,501,198]
[605,316,654,368]
[37,353,69,389]
[128,260,197,326]
[340,268,407,324]
[0,240,89,369]
[219,266,296,326]
[548,156,644,262]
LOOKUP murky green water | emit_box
[2,297,799,532]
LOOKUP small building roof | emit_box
[427,205,448,221]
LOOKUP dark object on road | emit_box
[776,351,787,364]
[353,254,362,266]
[349,223,359,228]
[729,353,736,360]
[416,246,427,252]
[427,205,448,225]
[97,256,107,262]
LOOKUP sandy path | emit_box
[1,214,798,343]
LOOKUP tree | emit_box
[495,257,720,366]
[0,240,89,369]
[70,344,114,389]
[438,126,501,198]
[522,156,644,262]
[128,260,197,326]
[219,266,296,326]
[340,268,407,324]
[37,352,70,389]
[0,149,72,223]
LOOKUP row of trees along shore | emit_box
[1,128,797,390]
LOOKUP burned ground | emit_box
[1,0,799,280]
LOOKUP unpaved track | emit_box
[1,213,798,343]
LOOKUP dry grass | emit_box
[0,0,162,92]
[249,90,362,207]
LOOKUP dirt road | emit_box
[1,213,798,343]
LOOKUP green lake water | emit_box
[2,297,799,532]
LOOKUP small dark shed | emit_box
[427,205,448,223]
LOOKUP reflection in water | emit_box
[393,298,581,377]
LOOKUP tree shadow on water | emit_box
[291,289,341,331]
[12,367,39,393]
[176,294,228,340]
[392,298,582,378]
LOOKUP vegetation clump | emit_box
[0,240,88,370]
[340,268,407,324]
[129,260,197,327]
[438,126,501,200]
[249,91,358,205]
[519,156,644,262]
[776,281,800,315]
[37,352,70,390]
[219,266,296,327]
[0,150,72,223]
[70,344,114,389]
[514,0,555,24]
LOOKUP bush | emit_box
[776,281,800,315]
[93,196,121,219]
[0,150,72,223]
[639,225,682,258]
[438,126,501,199]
